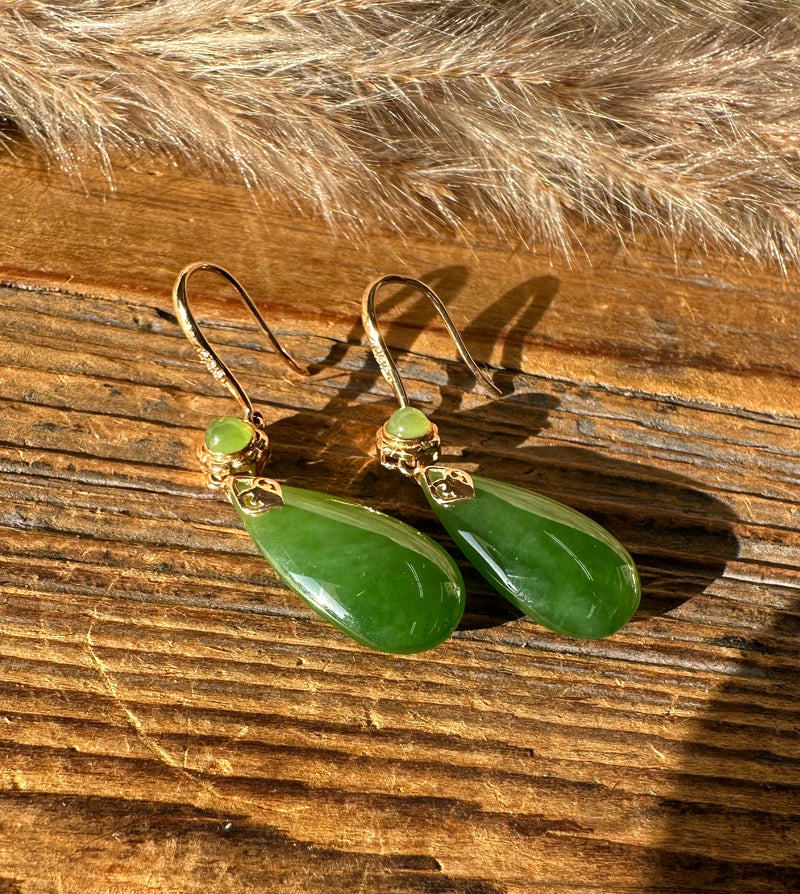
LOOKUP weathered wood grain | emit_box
[0,149,798,893]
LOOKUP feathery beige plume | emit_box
[2,1,800,264]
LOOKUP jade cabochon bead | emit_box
[384,406,433,439]
[205,416,465,654]
[204,415,255,453]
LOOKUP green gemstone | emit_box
[231,485,465,654]
[384,407,432,440]
[204,416,254,454]
[422,474,640,639]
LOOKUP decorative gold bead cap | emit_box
[421,465,475,506]
[199,415,271,490]
[376,407,441,477]
[224,475,283,515]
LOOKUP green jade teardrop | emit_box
[421,473,640,639]
[206,417,465,654]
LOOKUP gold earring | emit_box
[171,263,466,654]
[363,274,640,640]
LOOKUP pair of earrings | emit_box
[173,263,640,654]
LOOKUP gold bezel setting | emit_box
[421,465,476,506]
[376,422,441,477]
[199,423,271,489]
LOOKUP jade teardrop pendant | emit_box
[232,484,465,653]
[421,471,640,639]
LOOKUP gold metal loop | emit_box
[361,274,501,409]
[173,262,308,421]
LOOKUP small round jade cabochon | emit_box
[384,407,431,440]
[204,416,254,454]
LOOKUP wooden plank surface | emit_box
[0,149,799,893]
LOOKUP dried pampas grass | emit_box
[2,1,800,264]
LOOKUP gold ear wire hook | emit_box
[173,262,308,422]
[361,274,501,408]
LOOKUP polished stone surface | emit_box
[422,473,640,639]
[232,484,466,653]
[384,407,432,440]
[204,416,254,454]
